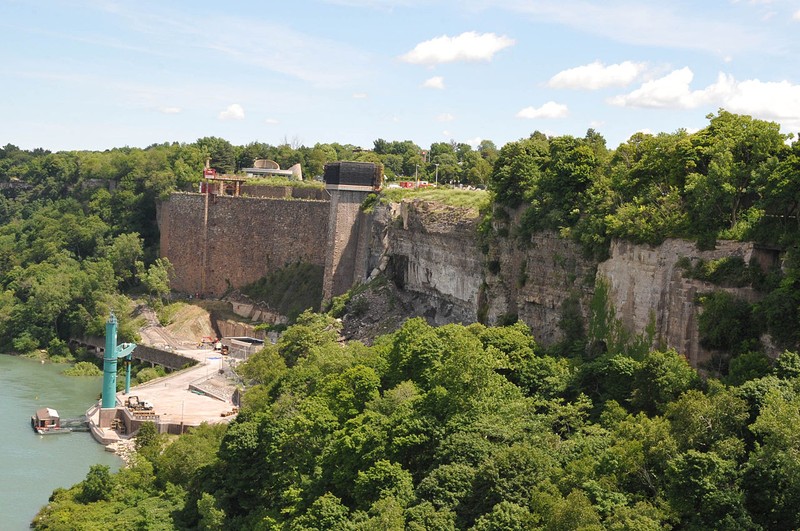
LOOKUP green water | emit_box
[0,354,121,530]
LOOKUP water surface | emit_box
[0,354,120,530]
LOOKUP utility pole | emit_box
[434,163,439,186]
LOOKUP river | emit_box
[0,354,121,530]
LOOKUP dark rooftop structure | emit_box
[323,161,383,192]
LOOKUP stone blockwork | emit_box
[159,193,329,296]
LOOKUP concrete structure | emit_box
[243,159,303,180]
[322,189,372,302]
[88,346,239,445]
[321,162,382,301]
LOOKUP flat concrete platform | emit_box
[122,356,235,426]
[88,348,239,445]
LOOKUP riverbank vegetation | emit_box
[32,309,800,529]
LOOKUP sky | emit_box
[2,0,800,153]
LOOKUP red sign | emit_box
[203,168,217,178]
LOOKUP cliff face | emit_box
[597,239,768,367]
[372,201,771,365]
[374,200,484,325]
[159,191,773,366]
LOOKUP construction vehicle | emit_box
[126,395,154,411]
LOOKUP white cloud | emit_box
[219,103,245,120]
[611,68,800,128]
[608,67,720,108]
[159,106,181,114]
[793,9,800,20]
[437,112,454,122]
[465,137,483,148]
[265,118,279,124]
[400,31,514,65]
[423,76,445,89]
[516,101,569,119]
[725,79,800,123]
[548,61,646,90]
[352,92,368,99]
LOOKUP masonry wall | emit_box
[322,190,372,301]
[159,193,330,296]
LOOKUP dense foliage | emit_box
[33,311,800,530]
[487,111,798,256]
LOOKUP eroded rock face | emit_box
[597,239,766,367]
[370,201,772,366]
[485,229,596,346]
[382,200,484,325]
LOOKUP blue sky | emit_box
[2,0,799,152]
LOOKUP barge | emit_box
[31,407,72,435]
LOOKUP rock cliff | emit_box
[368,200,774,366]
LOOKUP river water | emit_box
[0,354,121,530]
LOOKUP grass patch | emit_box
[246,176,324,189]
[379,187,490,210]
[157,302,185,326]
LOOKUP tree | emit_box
[104,232,144,288]
[353,460,415,510]
[631,349,699,415]
[196,136,236,174]
[470,501,539,531]
[197,492,226,530]
[138,257,174,306]
[80,464,113,503]
[666,450,754,529]
[290,493,351,531]
[489,133,549,207]
[686,110,788,239]
[156,423,227,488]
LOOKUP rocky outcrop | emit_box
[369,201,776,366]
[598,239,769,367]
[366,200,484,326]
[485,229,596,346]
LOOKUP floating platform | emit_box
[31,407,71,435]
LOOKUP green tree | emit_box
[80,464,113,503]
[631,349,699,415]
[138,257,174,306]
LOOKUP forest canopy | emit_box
[32,313,800,530]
